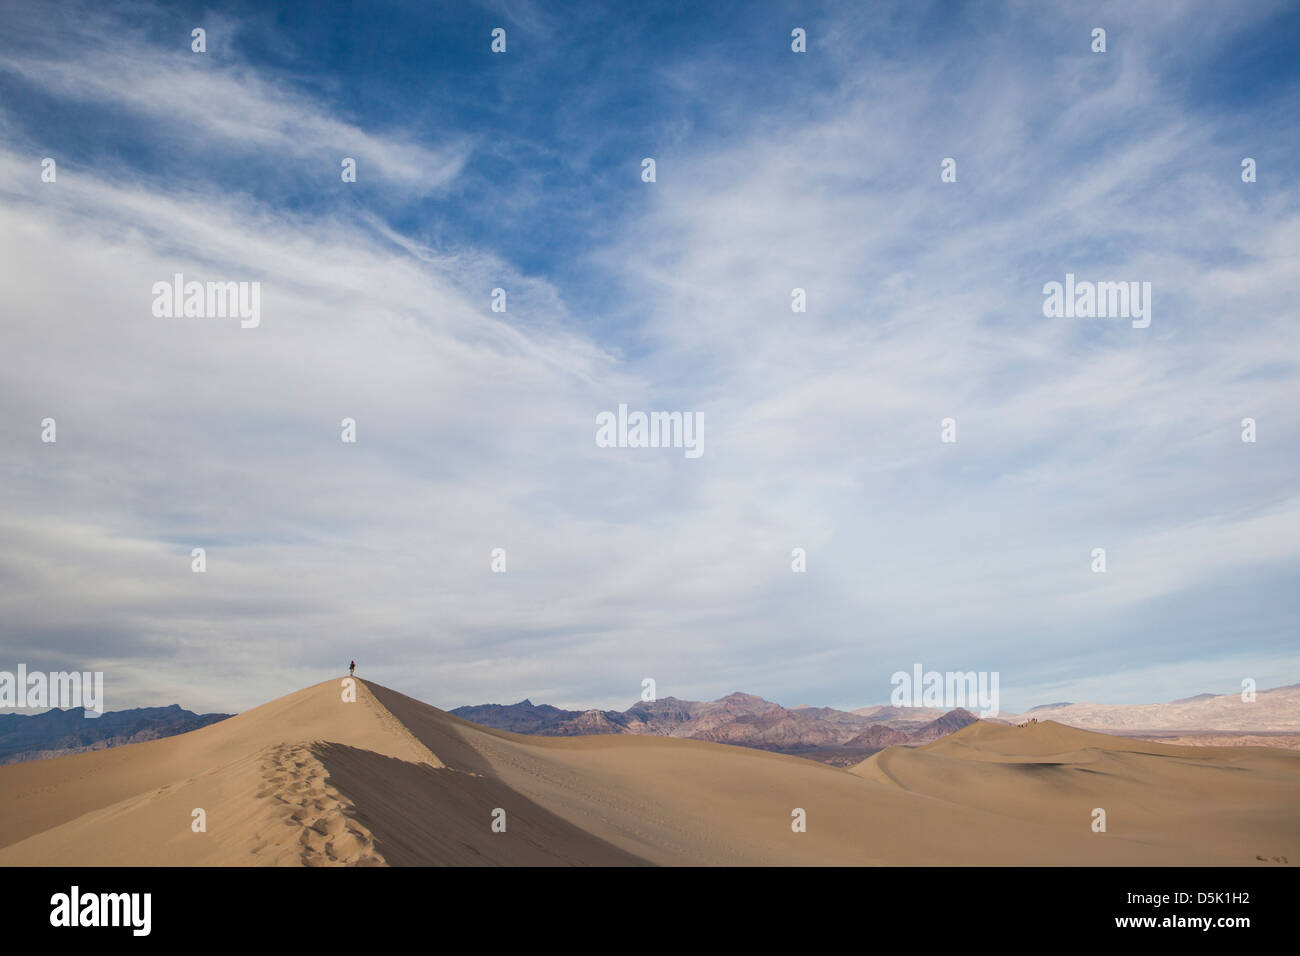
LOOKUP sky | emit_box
[0,0,1297,717]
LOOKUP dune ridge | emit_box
[1,679,1296,866]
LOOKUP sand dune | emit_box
[1,678,1296,866]
[853,720,1300,863]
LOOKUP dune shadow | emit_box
[364,681,503,776]
[311,742,648,866]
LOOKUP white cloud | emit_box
[1,0,1296,716]
[0,5,470,195]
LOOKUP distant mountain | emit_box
[850,704,954,726]
[998,684,1300,732]
[452,683,1300,762]
[910,708,981,742]
[551,710,630,735]
[451,693,979,763]
[0,704,232,765]
[841,724,912,749]
[447,699,584,735]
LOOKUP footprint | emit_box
[250,743,384,867]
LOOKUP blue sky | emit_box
[0,0,1297,716]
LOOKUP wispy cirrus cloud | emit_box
[0,0,1296,717]
[0,3,471,196]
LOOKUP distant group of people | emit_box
[1018,717,1039,727]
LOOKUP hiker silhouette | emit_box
[349,661,355,677]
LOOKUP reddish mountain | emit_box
[451,693,979,763]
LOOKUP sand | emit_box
[1,678,1296,866]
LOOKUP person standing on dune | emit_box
[349,661,355,677]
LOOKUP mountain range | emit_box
[452,682,1300,764]
[3,681,1294,769]
[451,692,979,765]
[0,704,232,765]
[1011,684,1300,731]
